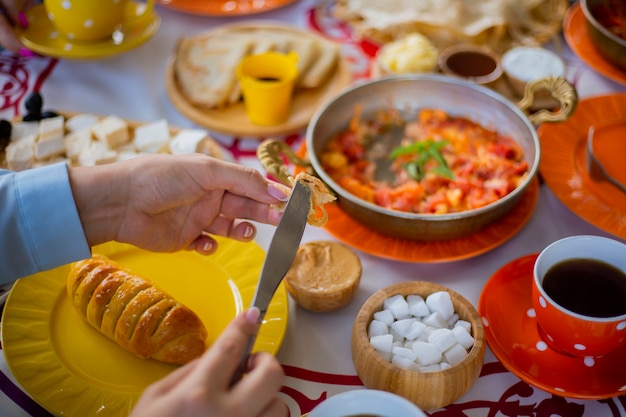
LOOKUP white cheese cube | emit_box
[412,341,442,366]
[65,113,99,133]
[10,121,39,140]
[368,319,389,337]
[373,309,395,326]
[443,343,468,365]
[426,291,455,321]
[169,129,208,154]
[428,328,457,352]
[407,294,430,317]
[116,150,140,162]
[133,119,170,153]
[34,134,65,160]
[38,115,64,142]
[64,129,92,160]
[383,294,410,319]
[91,115,129,148]
[5,139,34,171]
[78,141,117,166]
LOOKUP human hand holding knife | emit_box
[230,181,311,385]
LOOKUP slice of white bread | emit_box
[174,24,340,110]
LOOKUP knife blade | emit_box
[230,180,311,384]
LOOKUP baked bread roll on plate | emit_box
[67,254,208,365]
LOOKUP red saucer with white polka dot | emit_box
[478,254,626,399]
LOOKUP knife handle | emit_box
[229,311,265,386]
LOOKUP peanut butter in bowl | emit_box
[284,241,362,312]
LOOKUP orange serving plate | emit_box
[563,3,626,86]
[156,0,297,16]
[538,93,626,240]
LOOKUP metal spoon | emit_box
[585,126,626,194]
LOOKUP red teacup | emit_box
[532,235,626,357]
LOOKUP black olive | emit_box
[0,119,11,139]
[22,112,41,121]
[40,110,60,119]
[24,91,43,113]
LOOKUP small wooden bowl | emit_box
[351,281,485,411]
[285,241,362,313]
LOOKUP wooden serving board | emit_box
[166,21,353,138]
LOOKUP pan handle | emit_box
[516,76,578,125]
[257,139,312,186]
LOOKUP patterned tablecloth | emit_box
[1,1,625,416]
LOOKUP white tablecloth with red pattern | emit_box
[1,1,625,416]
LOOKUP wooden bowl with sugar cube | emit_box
[351,281,485,411]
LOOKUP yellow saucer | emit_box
[16,3,160,59]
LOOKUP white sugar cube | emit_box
[412,341,442,366]
[426,291,455,321]
[405,320,427,341]
[373,309,395,325]
[428,328,457,352]
[443,343,468,365]
[390,318,415,338]
[407,294,430,317]
[368,320,389,337]
[390,327,404,343]
[447,313,459,327]
[370,334,393,353]
[392,346,417,362]
[384,294,410,319]
[454,320,472,332]
[392,354,420,371]
[452,325,475,350]
[422,311,448,329]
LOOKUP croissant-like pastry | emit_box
[67,254,208,365]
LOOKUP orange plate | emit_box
[295,145,539,263]
[156,0,296,16]
[165,22,352,138]
[538,94,626,240]
[478,254,626,399]
[563,4,626,86]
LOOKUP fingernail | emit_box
[18,12,28,28]
[268,182,290,201]
[202,241,213,252]
[243,224,254,238]
[245,307,260,324]
[18,48,35,57]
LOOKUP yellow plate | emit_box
[1,238,288,416]
[16,3,160,59]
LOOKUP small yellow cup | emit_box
[237,51,299,126]
[44,0,155,42]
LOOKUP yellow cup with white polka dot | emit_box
[44,0,155,42]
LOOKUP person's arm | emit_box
[68,153,289,255]
[0,163,91,284]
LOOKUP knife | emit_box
[230,180,311,384]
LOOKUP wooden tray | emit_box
[165,22,353,138]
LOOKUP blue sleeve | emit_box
[0,163,91,284]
